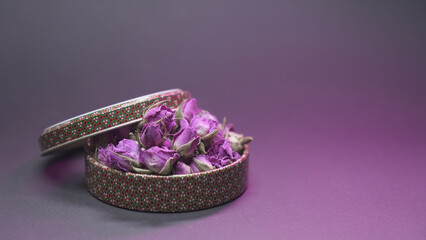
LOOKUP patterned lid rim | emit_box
[40,117,142,155]
[39,89,190,155]
[42,88,183,133]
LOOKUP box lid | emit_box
[39,89,190,155]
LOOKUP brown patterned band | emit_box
[85,146,249,212]
[39,90,190,154]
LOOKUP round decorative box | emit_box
[85,146,248,212]
[39,89,249,212]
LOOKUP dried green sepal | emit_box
[175,137,200,158]
[198,141,207,154]
[158,157,174,176]
[109,150,140,167]
[193,156,214,172]
[202,129,219,141]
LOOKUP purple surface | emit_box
[1,0,425,239]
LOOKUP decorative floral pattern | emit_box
[39,90,190,153]
[85,146,249,212]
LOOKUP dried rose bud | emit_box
[226,131,253,152]
[190,116,218,138]
[141,146,179,175]
[144,105,176,133]
[97,139,143,172]
[176,98,201,122]
[139,122,164,148]
[171,128,200,158]
[207,139,240,168]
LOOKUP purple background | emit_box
[1,0,425,239]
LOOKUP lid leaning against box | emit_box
[39,89,189,155]
[38,89,250,212]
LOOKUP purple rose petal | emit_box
[198,110,219,122]
[181,98,201,121]
[162,139,171,149]
[189,161,200,173]
[174,161,193,175]
[180,118,189,129]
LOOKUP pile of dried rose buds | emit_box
[96,98,252,175]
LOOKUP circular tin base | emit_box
[85,146,249,212]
